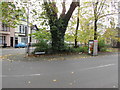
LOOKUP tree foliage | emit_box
[65,2,94,46]
[32,28,51,42]
[103,17,119,44]
[1,0,118,53]
[65,0,118,47]
[0,2,25,28]
[41,0,79,52]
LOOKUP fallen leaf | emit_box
[69,83,73,85]
[28,81,31,84]
[53,79,57,82]
[71,72,74,74]
[113,86,116,88]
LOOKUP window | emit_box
[0,36,2,45]
[19,25,21,33]
[19,25,26,34]
[23,26,25,33]
[21,37,27,44]
[0,36,6,44]
[25,26,27,34]
[2,23,9,31]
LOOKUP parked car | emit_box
[15,42,27,48]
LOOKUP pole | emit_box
[26,1,30,55]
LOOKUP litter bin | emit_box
[3,43,7,48]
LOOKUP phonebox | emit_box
[88,40,98,56]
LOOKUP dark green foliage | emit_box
[100,48,107,52]
[33,40,51,53]
[98,39,107,52]
[73,46,88,53]
[63,45,88,53]
[80,46,88,53]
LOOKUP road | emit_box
[1,48,118,88]
[1,47,35,56]
[1,48,26,56]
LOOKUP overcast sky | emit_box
[8,0,120,28]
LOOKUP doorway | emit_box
[10,37,13,47]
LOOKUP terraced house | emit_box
[0,21,37,48]
[0,22,28,47]
[14,22,28,45]
[0,22,15,47]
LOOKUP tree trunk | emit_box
[51,30,65,52]
[74,8,80,48]
[44,1,79,52]
[94,19,97,40]
[50,19,67,52]
[74,39,77,48]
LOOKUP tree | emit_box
[65,3,94,46]
[74,4,80,48]
[103,17,119,46]
[92,0,118,40]
[65,16,77,44]
[32,28,51,42]
[0,2,25,28]
[42,0,79,52]
[92,0,108,40]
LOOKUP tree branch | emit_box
[97,0,106,17]
[43,1,58,24]
[99,13,118,19]
[63,0,79,22]
[60,0,66,18]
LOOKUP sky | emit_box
[2,0,119,29]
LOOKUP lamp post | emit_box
[26,24,39,55]
[26,1,30,55]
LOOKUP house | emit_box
[0,21,28,47]
[0,22,15,47]
[14,24,28,45]
[0,18,38,47]
[14,20,38,46]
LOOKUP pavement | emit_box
[1,48,119,62]
[1,49,118,88]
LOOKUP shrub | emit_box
[67,46,88,53]
[100,48,107,52]
[98,39,107,52]
[78,46,88,53]
[82,46,88,53]
[33,40,51,53]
